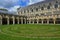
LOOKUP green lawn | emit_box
[0,24,60,40]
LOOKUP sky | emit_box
[0,0,44,13]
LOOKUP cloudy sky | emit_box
[0,0,44,12]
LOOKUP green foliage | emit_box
[0,24,60,40]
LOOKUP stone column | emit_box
[33,19,34,24]
[7,17,9,25]
[0,16,2,25]
[47,19,49,24]
[27,19,29,24]
[29,19,31,24]
[42,19,43,24]
[54,19,56,24]
[37,19,38,24]
[13,16,15,25]
[26,20,28,24]
[21,17,23,24]
[17,17,19,24]
[24,18,26,24]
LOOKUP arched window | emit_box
[54,4,58,8]
[21,11,22,14]
[27,10,29,13]
[41,13,44,15]
[31,9,33,12]
[39,6,40,8]
[36,8,38,11]
[54,1,58,8]
[36,14,39,16]
[49,3,52,6]
[47,6,50,9]
[56,1,58,3]
[41,7,44,10]
[44,4,45,6]
[24,10,26,13]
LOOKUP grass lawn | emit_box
[0,24,60,40]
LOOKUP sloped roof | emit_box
[27,0,53,7]
[0,10,19,16]
[19,0,55,10]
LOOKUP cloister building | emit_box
[0,8,27,25]
[18,0,60,24]
[0,0,60,25]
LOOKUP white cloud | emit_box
[0,0,45,14]
[8,5,20,14]
[0,6,4,8]
[29,0,44,5]
[9,5,20,12]
[8,0,44,12]
[0,0,19,8]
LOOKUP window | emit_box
[21,11,22,14]
[27,10,29,13]
[49,3,52,6]
[41,7,44,10]
[36,14,39,16]
[41,13,44,15]
[36,8,38,11]
[47,6,50,9]
[24,10,26,13]
[56,1,58,3]
[39,6,40,8]
[54,4,58,8]
[43,4,46,7]
[31,9,33,12]
[18,12,19,14]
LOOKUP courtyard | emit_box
[0,24,60,40]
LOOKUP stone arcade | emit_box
[0,13,27,25]
[0,8,27,25]
[0,0,60,25]
[18,0,60,24]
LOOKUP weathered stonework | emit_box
[18,0,60,24]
